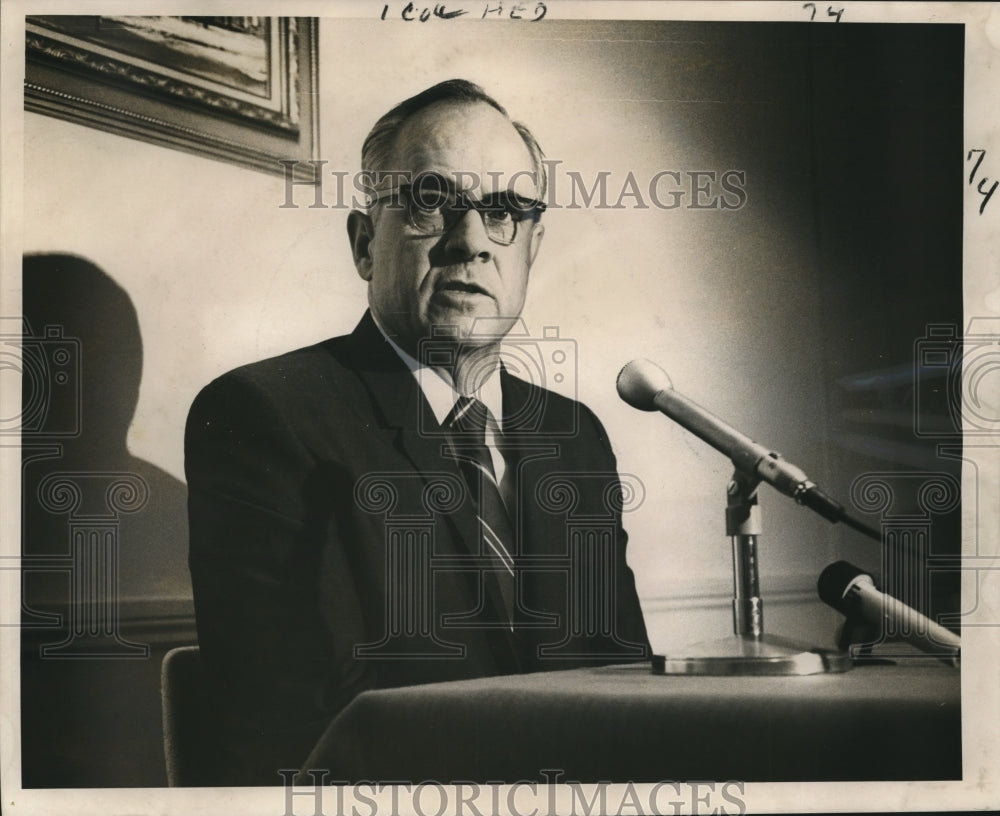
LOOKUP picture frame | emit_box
[24,16,319,182]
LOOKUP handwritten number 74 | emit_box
[802,3,844,22]
[968,149,998,215]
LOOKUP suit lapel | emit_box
[501,370,564,559]
[346,313,491,565]
[346,312,453,479]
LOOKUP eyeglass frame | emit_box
[366,172,547,246]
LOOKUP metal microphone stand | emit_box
[653,469,852,676]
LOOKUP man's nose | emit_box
[441,208,493,263]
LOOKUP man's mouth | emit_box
[436,280,490,297]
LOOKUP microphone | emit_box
[616,359,847,524]
[818,560,960,665]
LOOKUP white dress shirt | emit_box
[371,313,509,484]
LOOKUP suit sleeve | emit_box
[184,372,372,785]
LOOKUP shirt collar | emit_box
[370,311,505,430]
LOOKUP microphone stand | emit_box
[653,469,853,676]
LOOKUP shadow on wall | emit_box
[19,253,194,787]
[20,252,191,612]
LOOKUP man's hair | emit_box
[361,78,547,201]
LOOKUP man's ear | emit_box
[347,210,375,281]
[527,221,545,268]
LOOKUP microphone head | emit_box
[817,560,870,614]
[617,359,673,411]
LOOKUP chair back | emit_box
[161,644,216,786]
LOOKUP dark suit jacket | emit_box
[186,311,649,785]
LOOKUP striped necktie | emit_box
[446,395,516,628]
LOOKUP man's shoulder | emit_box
[204,311,389,396]
[505,371,578,411]
[187,328,373,429]
[213,334,353,391]
[503,370,607,442]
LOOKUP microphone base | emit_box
[652,633,853,676]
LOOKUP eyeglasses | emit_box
[368,172,546,246]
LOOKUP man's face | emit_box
[349,101,544,358]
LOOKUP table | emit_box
[303,661,960,783]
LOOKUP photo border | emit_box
[3,1,998,814]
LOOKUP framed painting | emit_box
[25,16,319,181]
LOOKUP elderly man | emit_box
[185,79,649,785]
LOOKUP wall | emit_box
[18,19,962,786]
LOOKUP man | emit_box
[186,79,649,786]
